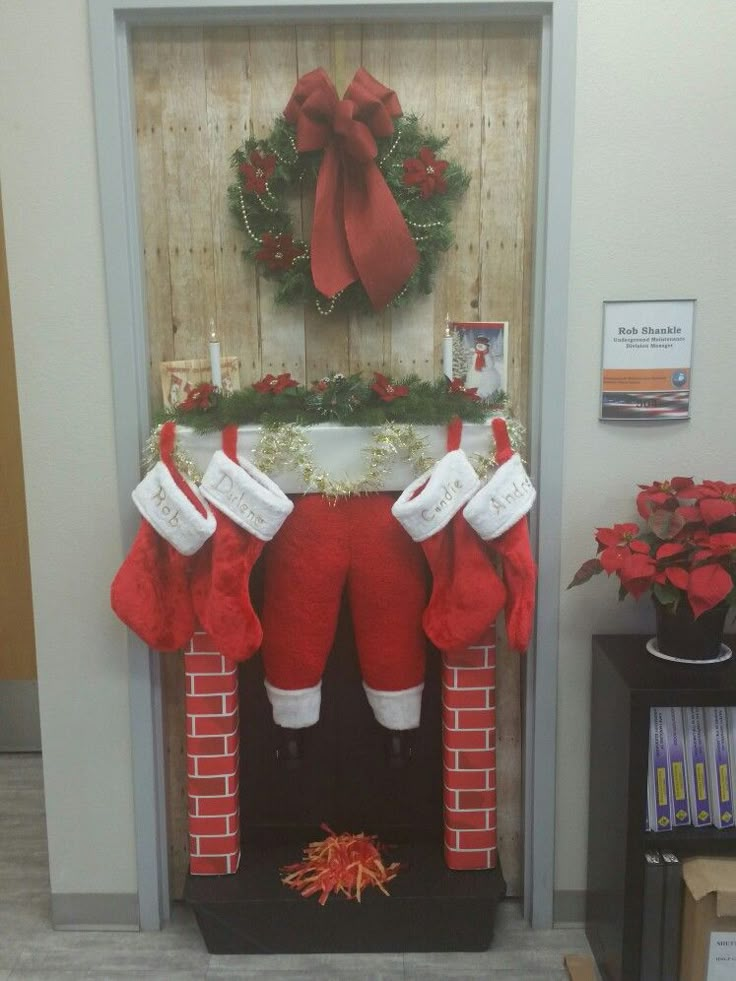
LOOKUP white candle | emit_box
[208,322,222,388]
[443,324,454,379]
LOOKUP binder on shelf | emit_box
[663,706,691,828]
[727,706,736,805]
[683,705,712,828]
[660,850,683,981]
[704,706,735,829]
[649,708,673,832]
[640,850,665,981]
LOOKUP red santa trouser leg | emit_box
[261,494,428,730]
[346,495,428,729]
[261,495,350,728]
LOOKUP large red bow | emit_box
[284,67,419,311]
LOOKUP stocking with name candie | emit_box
[392,417,507,652]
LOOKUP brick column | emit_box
[441,625,497,870]
[185,631,241,876]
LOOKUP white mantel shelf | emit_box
[177,423,495,493]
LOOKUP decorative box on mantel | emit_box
[181,422,506,954]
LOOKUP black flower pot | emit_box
[653,597,730,663]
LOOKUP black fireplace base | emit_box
[185,828,506,954]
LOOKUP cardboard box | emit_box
[681,857,736,980]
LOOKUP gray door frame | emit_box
[88,0,576,930]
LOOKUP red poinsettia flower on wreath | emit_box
[255,233,304,272]
[371,372,409,402]
[239,150,277,194]
[252,372,299,395]
[402,147,448,199]
[178,382,217,412]
[447,377,480,402]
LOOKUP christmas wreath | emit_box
[229,67,470,316]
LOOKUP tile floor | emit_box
[0,754,598,979]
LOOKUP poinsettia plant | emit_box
[568,477,736,618]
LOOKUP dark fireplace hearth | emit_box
[185,600,505,952]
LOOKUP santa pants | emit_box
[261,493,428,730]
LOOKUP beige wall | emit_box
[0,1,137,895]
[558,0,736,894]
[1,0,734,908]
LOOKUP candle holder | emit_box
[208,321,222,389]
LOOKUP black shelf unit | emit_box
[585,634,736,981]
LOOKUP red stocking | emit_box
[392,418,507,651]
[191,426,293,662]
[110,421,215,652]
[464,417,537,652]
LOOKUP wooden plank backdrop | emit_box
[131,20,539,900]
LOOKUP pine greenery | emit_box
[160,374,497,433]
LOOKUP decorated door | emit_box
[130,19,540,899]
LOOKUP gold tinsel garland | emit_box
[142,417,525,498]
[253,422,434,499]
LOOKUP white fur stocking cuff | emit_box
[464,453,536,539]
[391,449,480,542]
[200,450,293,542]
[132,462,216,556]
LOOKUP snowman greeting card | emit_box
[449,321,508,399]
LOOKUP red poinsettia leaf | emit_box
[687,564,733,618]
[567,558,603,589]
[669,476,696,493]
[708,532,736,551]
[594,527,620,547]
[629,540,651,554]
[656,542,686,560]
[599,546,629,574]
[619,552,657,598]
[636,492,660,518]
[700,498,736,526]
[692,548,715,564]
[677,505,702,524]
[665,566,690,590]
[691,480,736,500]
[621,577,653,600]
[648,508,686,541]
[595,524,636,547]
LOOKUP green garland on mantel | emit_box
[158,373,516,432]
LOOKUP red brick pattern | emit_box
[185,633,241,876]
[442,625,497,871]
[183,622,498,876]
